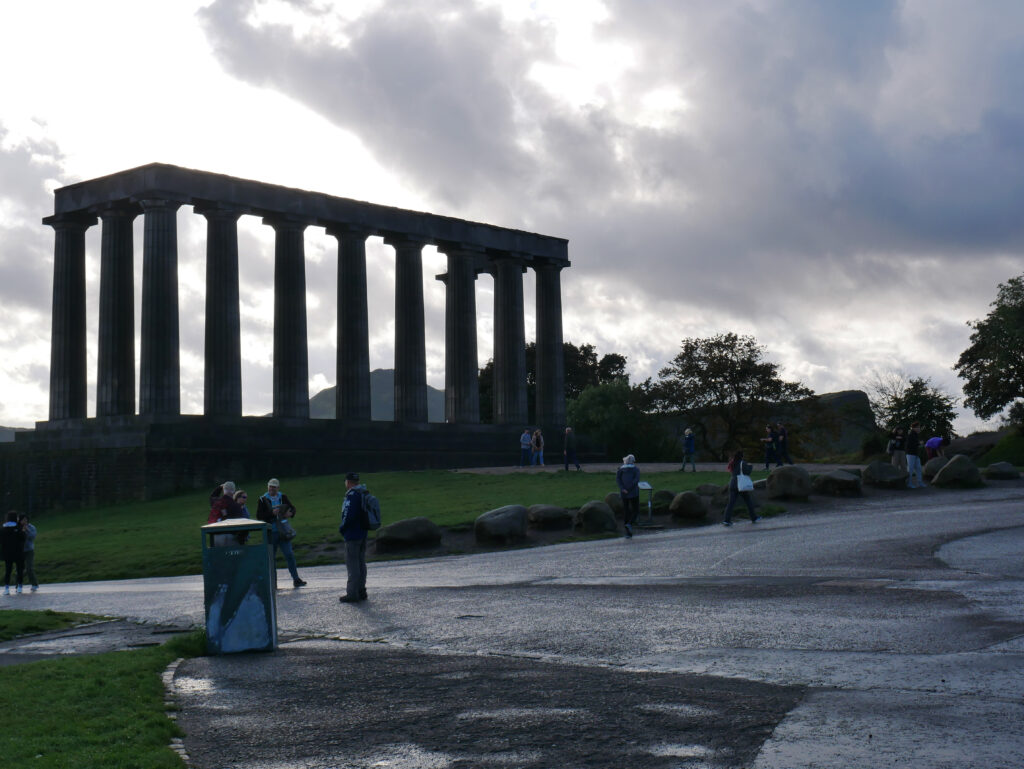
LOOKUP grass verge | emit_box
[0,613,205,769]
[0,609,105,642]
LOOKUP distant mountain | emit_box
[310,368,445,422]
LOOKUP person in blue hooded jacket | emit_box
[616,454,641,538]
[338,472,369,603]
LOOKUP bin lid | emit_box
[201,519,270,533]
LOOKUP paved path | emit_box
[3,483,1024,767]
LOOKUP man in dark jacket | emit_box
[563,427,582,472]
[338,472,369,603]
[616,454,641,538]
[2,511,26,595]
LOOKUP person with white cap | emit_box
[616,454,641,538]
[256,478,306,588]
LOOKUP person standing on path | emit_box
[563,427,582,472]
[2,511,26,595]
[531,429,545,466]
[19,514,38,592]
[616,454,641,538]
[723,450,760,526]
[761,424,781,471]
[905,423,924,488]
[681,428,697,472]
[256,478,307,588]
[338,472,369,603]
[775,422,794,465]
[519,428,532,467]
[888,427,907,471]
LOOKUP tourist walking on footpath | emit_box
[760,424,780,471]
[905,422,924,488]
[723,450,760,526]
[519,428,533,466]
[681,428,697,472]
[531,429,545,466]
[776,422,794,465]
[19,514,38,592]
[617,454,641,538]
[257,478,307,588]
[2,511,26,595]
[888,427,907,471]
[563,427,581,472]
[338,472,369,603]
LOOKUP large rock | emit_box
[983,461,1021,480]
[812,470,862,496]
[767,466,812,499]
[604,492,624,518]
[669,491,706,521]
[931,454,983,488]
[474,505,528,545]
[374,517,443,554]
[862,461,909,489]
[696,483,725,496]
[923,456,948,479]
[574,500,618,534]
[527,504,573,530]
[652,489,675,514]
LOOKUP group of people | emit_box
[518,427,583,472]
[887,422,949,490]
[206,474,373,604]
[760,423,794,470]
[1,512,38,595]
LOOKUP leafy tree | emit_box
[867,371,957,438]
[649,333,813,459]
[954,273,1024,426]
[567,381,673,461]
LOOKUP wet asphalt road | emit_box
[3,483,1024,768]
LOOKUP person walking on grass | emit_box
[19,514,38,592]
[563,427,582,472]
[723,450,760,527]
[617,454,641,538]
[2,511,26,595]
[681,428,697,472]
[339,472,369,604]
[257,478,307,588]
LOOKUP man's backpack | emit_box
[362,492,382,531]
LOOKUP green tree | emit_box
[954,273,1024,426]
[650,333,813,459]
[567,381,672,461]
[868,371,957,437]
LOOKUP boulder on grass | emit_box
[697,483,725,496]
[527,504,573,530]
[923,456,948,479]
[374,517,443,554]
[862,461,909,489]
[983,461,1020,480]
[931,454,983,488]
[812,470,862,496]
[767,465,812,499]
[604,492,624,518]
[474,505,528,545]
[669,491,707,521]
[652,489,676,514]
[574,500,618,534]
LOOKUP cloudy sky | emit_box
[2,0,1022,433]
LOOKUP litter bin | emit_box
[201,519,278,654]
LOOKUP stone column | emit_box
[493,256,527,425]
[266,217,309,419]
[139,199,182,416]
[387,237,427,423]
[96,205,137,418]
[439,247,480,424]
[46,213,95,420]
[198,206,242,417]
[329,227,371,421]
[534,262,566,430]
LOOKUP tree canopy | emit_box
[867,371,957,438]
[954,274,1024,425]
[646,333,813,458]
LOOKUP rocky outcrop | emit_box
[374,517,443,553]
[923,457,949,479]
[474,505,528,545]
[574,500,618,534]
[862,461,909,489]
[931,455,983,488]
[669,491,706,521]
[766,466,812,499]
[527,504,573,530]
[812,470,862,496]
[603,492,624,518]
[652,490,675,514]
[982,461,1020,480]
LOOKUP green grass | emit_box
[0,609,104,642]
[0,617,205,769]
[977,432,1024,467]
[33,467,758,584]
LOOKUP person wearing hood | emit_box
[338,472,369,603]
[2,511,26,595]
